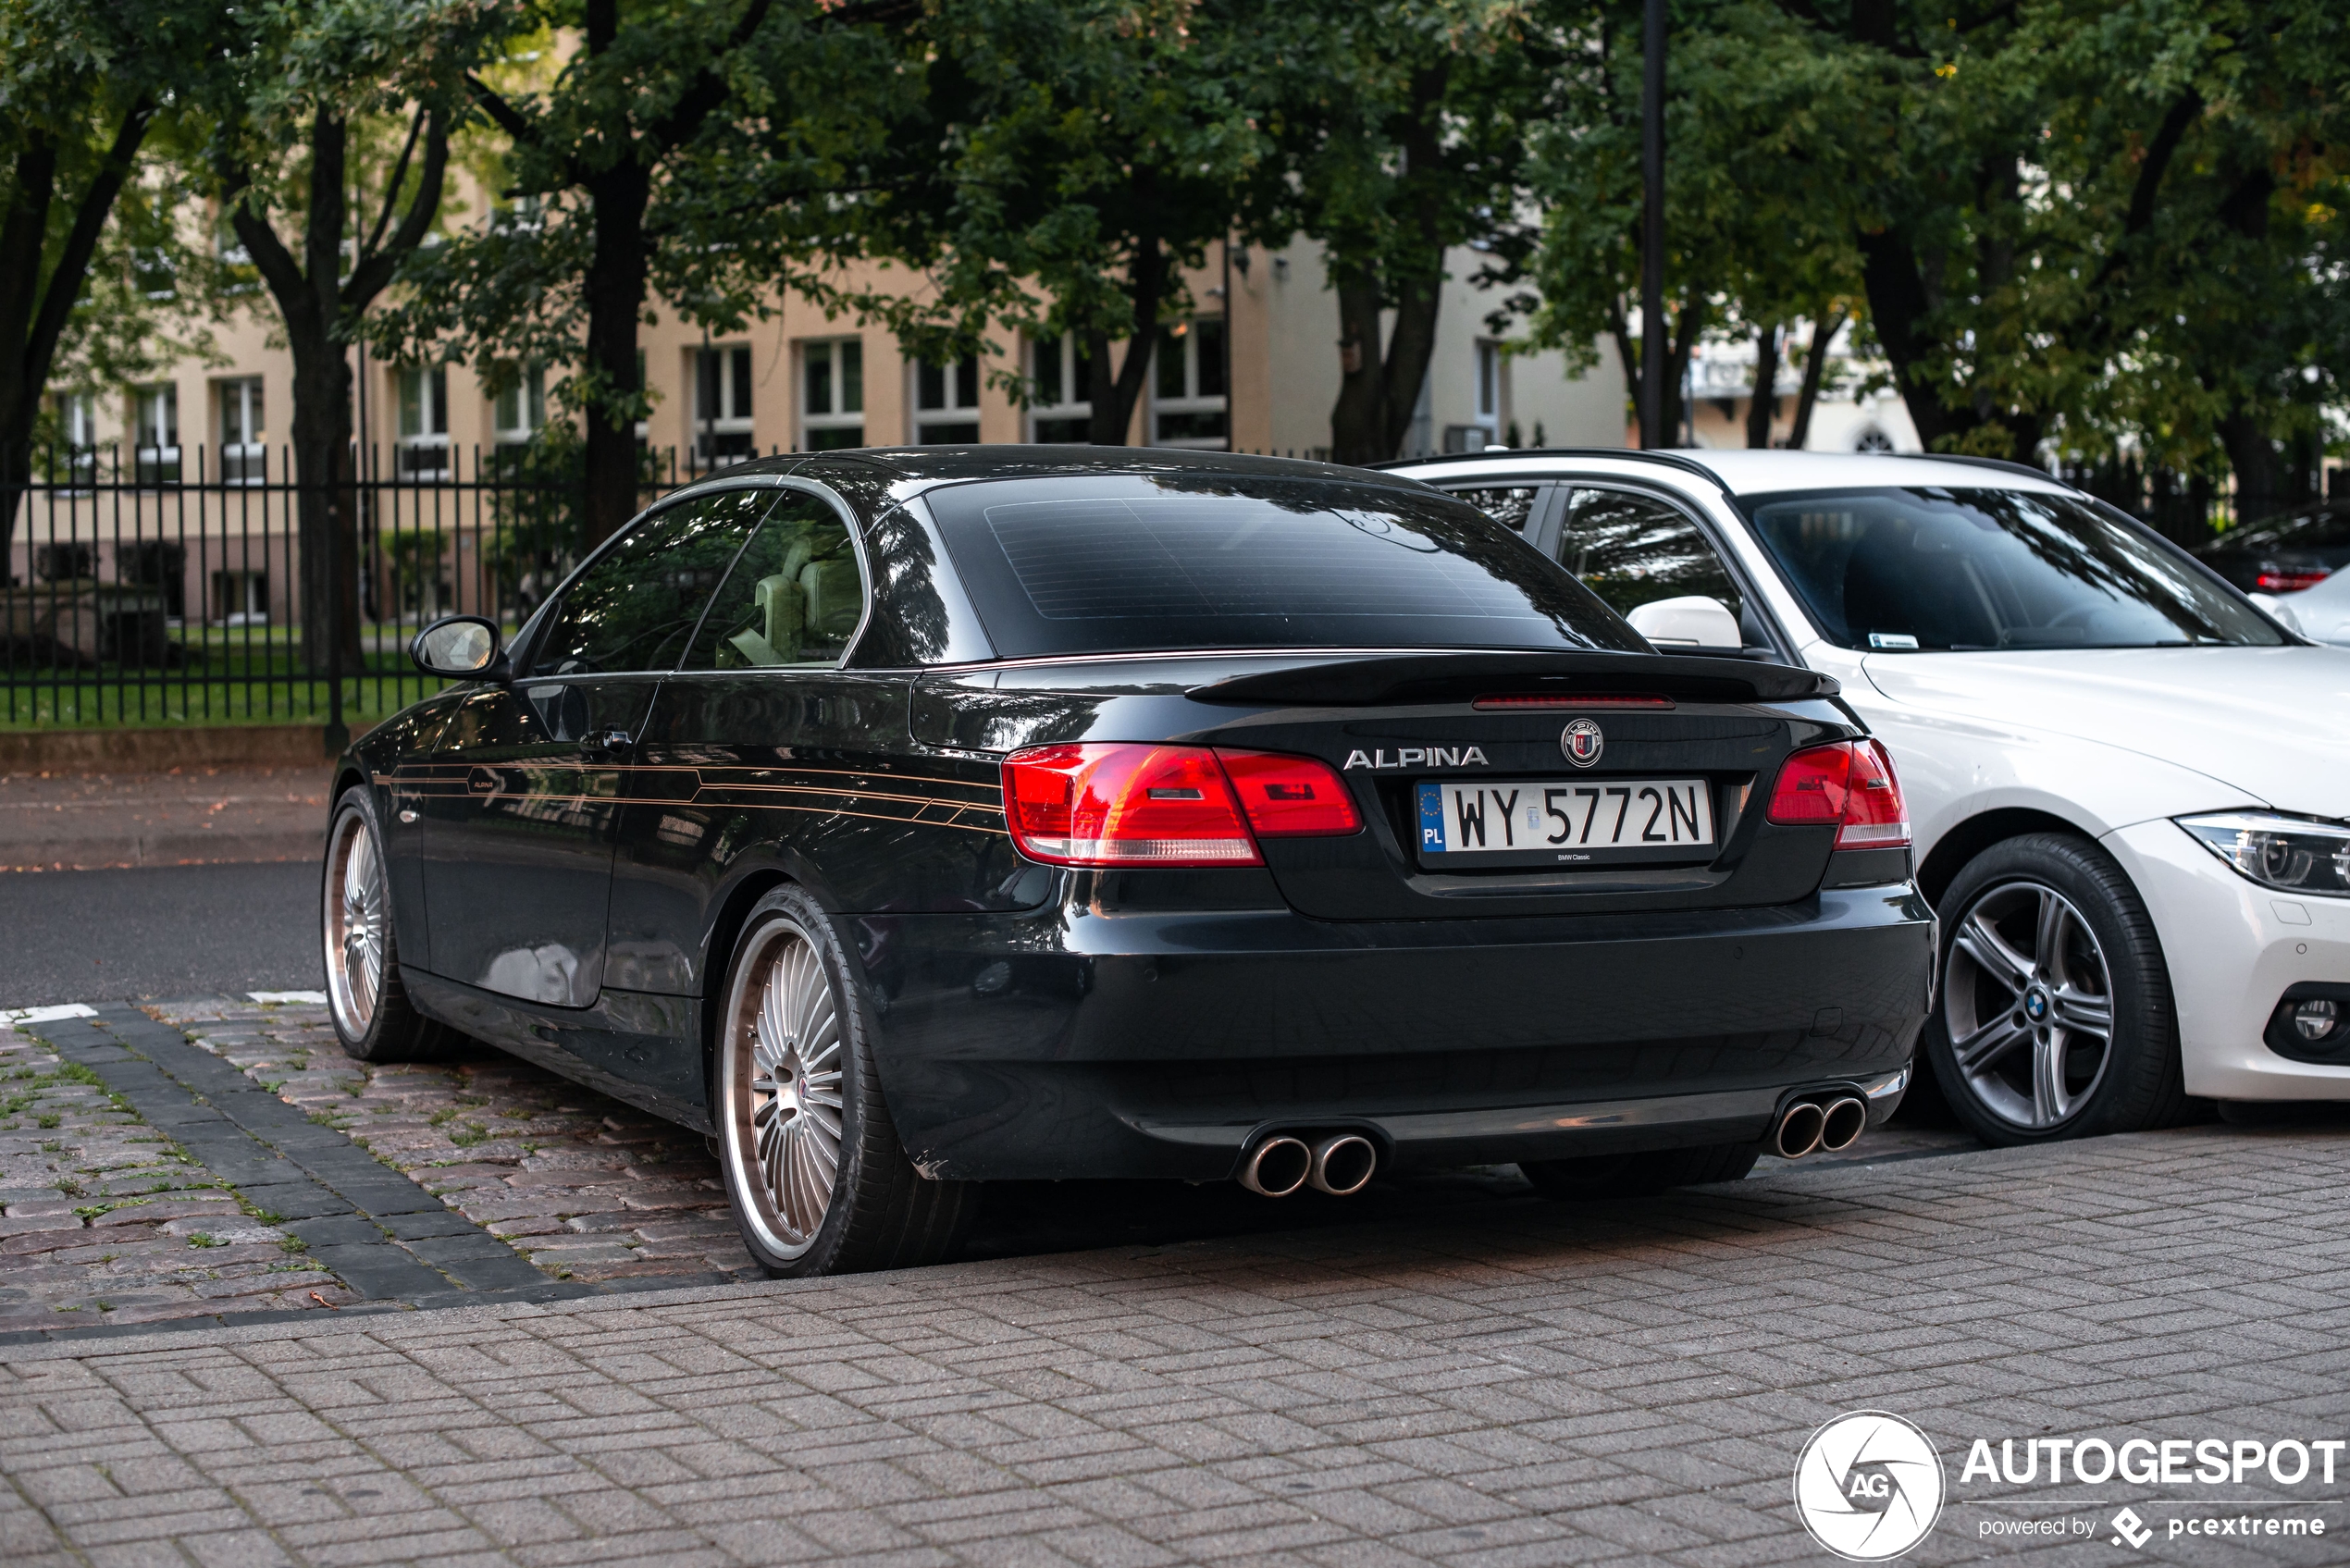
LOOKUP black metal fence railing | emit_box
[0,442,707,733]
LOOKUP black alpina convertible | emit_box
[325,449,1934,1276]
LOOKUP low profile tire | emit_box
[1923,833,2186,1145]
[323,786,451,1063]
[1520,1142,1760,1200]
[714,885,971,1278]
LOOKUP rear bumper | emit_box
[850,884,1936,1180]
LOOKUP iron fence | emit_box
[0,443,708,734]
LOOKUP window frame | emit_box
[799,338,865,451]
[693,344,756,470]
[216,377,266,485]
[395,366,450,481]
[911,353,982,444]
[132,382,179,487]
[517,477,875,681]
[1539,477,1795,661]
[1148,318,1228,450]
[1028,333,1093,442]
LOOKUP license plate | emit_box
[1415,777,1716,868]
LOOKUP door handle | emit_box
[583,729,635,761]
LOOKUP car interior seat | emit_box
[724,530,815,666]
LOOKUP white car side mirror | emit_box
[2249,591,2304,636]
[1626,595,1741,649]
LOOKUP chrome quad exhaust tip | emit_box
[1773,1093,1872,1159]
[1774,1100,1827,1159]
[1307,1133,1377,1196]
[1819,1096,1869,1154]
[1238,1135,1313,1197]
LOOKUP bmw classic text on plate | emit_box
[324,449,1935,1276]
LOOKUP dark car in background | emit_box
[321,450,1935,1277]
[2195,500,2350,594]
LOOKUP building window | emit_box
[801,339,863,451]
[397,366,449,480]
[1030,334,1093,442]
[213,569,268,627]
[217,377,265,483]
[694,344,755,468]
[1444,341,1506,453]
[913,354,981,444]
[1151,318,1226,448]
[133,384,179,485]
[54,391,97,487]
[493,364,546,447]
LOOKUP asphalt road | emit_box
[0,860,323,1008]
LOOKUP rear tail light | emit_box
[1000,745,1365,868]
[1003,744,1261,866]
[1218,751,1362,837]
[1765,738,1910,849]
[2256,568,2331,592]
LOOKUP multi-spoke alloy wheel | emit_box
[1943,880,2114,1130]
[320,787,447,1064]
[325,808,387,1039]
[731,923,846,1254]
[714,885,972,1278]
[1924,832,2185,1146]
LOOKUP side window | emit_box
[1447,484,1542,534]
[685,491,866,669]
[532,490,775,676]
[1554,488,1743,624]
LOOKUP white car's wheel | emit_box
[1924,833,2188,1143]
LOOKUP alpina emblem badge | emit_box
[1561,719,1604,768]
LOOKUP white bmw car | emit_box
[1392,449,2350,1144]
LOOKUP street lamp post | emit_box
[1639,0,1667,450]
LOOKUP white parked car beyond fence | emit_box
[1393,448,2350,1146]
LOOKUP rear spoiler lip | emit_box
[1182,649,1838,707]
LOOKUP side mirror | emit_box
[1626,595,1742,652]
[412,615,505,679]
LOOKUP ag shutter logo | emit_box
[1794,1411,1947,1561]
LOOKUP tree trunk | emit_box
[1787,309,1843,451]
[1330,274,1388,465]
[1088,235,1166,446]
[2220,410,2281,521]
[1379,276,1441,459]
[1662,298,1702,447]
[0,102,154,558]
[1860,229,1973,452]
[581,162,652,546]
[1745,324,1779,448]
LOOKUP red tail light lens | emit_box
[1218,751,1363,837]
[1765,740,1910,848]
[1837,738,1910,848]
[2256,568,2331,592]
[1001,744,1261,867]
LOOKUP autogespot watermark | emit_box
[1794,1414,2343,1558]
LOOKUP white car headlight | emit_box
[2177,811,2350,897]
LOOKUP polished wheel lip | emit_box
[1943,878,2116,1130]
[722,918,846,1261]
[323,809,386,1041]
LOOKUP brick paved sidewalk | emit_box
[5,1121,2348,1567]
[0,1026,356,1328]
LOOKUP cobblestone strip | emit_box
[2,1124,2348,1566]
[0,1024,355,1334]
[13,1006,576,1333]
[153,998,760,1286]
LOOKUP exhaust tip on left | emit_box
[1239,1136,1312,1197]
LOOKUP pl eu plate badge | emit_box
[1561,718,1604,768]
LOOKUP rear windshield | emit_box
[923,474,1641,659]
[1744,487,2284,651]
